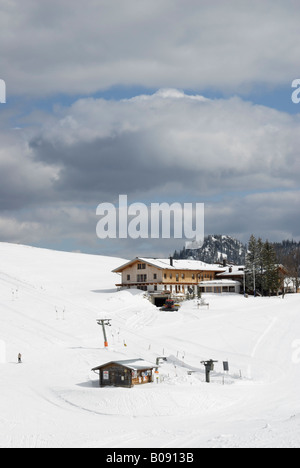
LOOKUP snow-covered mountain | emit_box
[174,235,247,264]
[0,242,300,448]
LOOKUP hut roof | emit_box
[92,358,157,372]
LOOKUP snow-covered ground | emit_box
[0,242,299,448]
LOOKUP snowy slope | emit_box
[0,242,300,448]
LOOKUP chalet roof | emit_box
[216,265,245,277]
[92,358,157,372]
[113,257,225,273]
[199,279,241,286]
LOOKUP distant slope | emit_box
[0,242,125,293]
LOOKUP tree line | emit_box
[245,235,279,296]
[173,234,300,296]
[245,235,300,296]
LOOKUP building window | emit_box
[138,263,146,270]
[127,275,131,281]
[153,274,157,280]
[137,274,147,282]
[176,274,179,281]
[181,274,185,279]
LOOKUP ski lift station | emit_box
[92,359,158,388]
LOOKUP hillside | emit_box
[174,235,300,268]
[174,235,247,264]
[0,242,300,448]
[273,240,300,265]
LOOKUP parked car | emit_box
[160,299,179,312]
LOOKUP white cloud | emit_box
[1,0,300,253]
[0,130,57,210]
[1,88,299,251]
[1,0,300,96]
[205,191,300,243]
[30,89,300,197]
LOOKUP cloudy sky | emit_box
[0,0,300,258]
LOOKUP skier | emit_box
[18,353,22,364]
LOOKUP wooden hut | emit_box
[92,359,157,388]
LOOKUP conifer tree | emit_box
[245,234,258,293]
[245,235,279,296]
[255,237,264,293]
[262,241,279,296]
